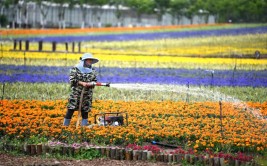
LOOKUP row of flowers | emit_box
[11,26,267,43]
[0,141,256,164]
[0,99,266,154]
[1,64,267,87]
[2,34,267,59]
[2,51,267,68]
[1,24,229,37]
[126,143,254,162]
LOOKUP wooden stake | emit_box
[168,154,173,163]
[100,147,106,156]
[36,144,42,155]
[147,151,152,160]
[214,157,220,166]
[133,150,138,160]
[106,147,111,158]
[26,144,31,155]
[125,149,133,160]
[30,144,36,155]
[220,158,225,166]
[115,148,120,160]
[141,150,147,161]
[120,149,125,160]
[110,148,116,159]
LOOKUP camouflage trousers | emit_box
[67,87,93,112]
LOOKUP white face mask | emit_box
[75,60,92,73]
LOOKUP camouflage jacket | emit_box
[67,67,97,112]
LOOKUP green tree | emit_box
[263,0,267,22]
[208,0,266,23]
[109,0,126,27]
[125,0,154,26]
[0,14,8,27]
[236,0,266,22]
[0,0,8,27]
[169,0,189,25]
[153,0,171,25]
[3,0,19,28]
[0,0,6,15]
[201,0,219,23]
[184,0,198,24]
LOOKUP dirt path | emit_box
[0,153,173,166]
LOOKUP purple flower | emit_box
[1,65,267,87]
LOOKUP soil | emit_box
[0,153,175,166]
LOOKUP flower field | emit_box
[1,24,267,164]
[1,100,267,152]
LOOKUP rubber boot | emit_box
[81,119,88,126]
[63,118,71,126]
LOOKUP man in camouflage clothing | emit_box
[63,53,98,126]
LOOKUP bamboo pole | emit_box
[76,88,85,129]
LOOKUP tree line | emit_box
[0,0,266,29]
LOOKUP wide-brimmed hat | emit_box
[81,53,99,64]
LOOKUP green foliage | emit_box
[255,152,267,166]
[0,137,101,160]
[0,14,8,27]
[0,82,69,101]
[75,148,101,160]
[27,135,48,144]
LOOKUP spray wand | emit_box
[92,82,110,87]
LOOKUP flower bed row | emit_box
[2,34,267,59]
[1,23,229,37]
[10,26,267,42]
[1,64,267,87]
[0,142,256,166]
[1,99,266,153]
